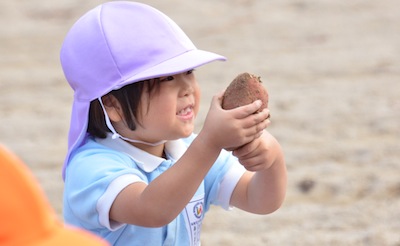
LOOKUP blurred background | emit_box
[1,0,399,245]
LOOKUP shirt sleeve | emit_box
[63,141,148,231]
[202,148,246,211]
[215,163,246,210]
[97,174,145,231]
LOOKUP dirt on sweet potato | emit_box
[222,72,268,112]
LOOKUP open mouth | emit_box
[177,105,193,116]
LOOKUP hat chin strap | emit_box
[98,98,166,146]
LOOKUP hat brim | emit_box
[117,49,226,89]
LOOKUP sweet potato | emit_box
[222,72,268,112]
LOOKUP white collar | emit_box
[95,133,186,173]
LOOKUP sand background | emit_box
[1,0,399,245]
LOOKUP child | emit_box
[60,2,286,245]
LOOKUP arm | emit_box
[230,130,287,214]
[109,95,270,227]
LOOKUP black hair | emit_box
[87,79,161,138]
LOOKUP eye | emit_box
[186,69,195,75]
[160,76,174,82]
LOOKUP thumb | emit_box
[211,90,225,107]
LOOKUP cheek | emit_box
[194,87,201,115]
[146,94,175,118]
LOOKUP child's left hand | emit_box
[232,130,275,172]
[228,110,286,214]
[229,116,286,214]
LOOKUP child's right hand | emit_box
[199,91,269,151]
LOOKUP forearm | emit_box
[246,152,287,214]
[119,133,222,227]
[231,135,287,214]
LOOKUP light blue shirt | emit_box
[63,133,245,246]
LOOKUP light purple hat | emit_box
[60,1,226,179]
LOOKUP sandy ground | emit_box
[1,0,400,245]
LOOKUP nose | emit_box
[178,75,195,97]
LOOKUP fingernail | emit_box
[255,100,262,107]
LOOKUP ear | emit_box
[101,95,123,122]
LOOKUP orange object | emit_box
[0,145,109,246]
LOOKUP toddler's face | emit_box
[129,70,201,143]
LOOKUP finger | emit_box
[215,90,225,102]
[228,100,262,119]
[244,163,264,172]
[211,93,222,104]
[238,122,266,144]
[240,157,265,172]
[233,141,254,158]
[210,93,225,110]
[261,108,271,120]
[241,110,270,130]
[217,89,226,97]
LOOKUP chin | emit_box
[181,129,194,138]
